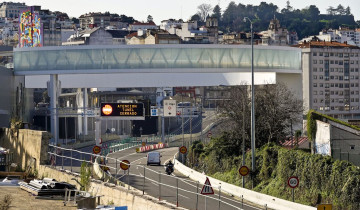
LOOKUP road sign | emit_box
[120,160,130,170]
[317,204,332,210]
[288,176,299,188]
[164,100,176,117]
[93,146,101,154]
[179,146,187,154]
[151,106,158,116]
[100,103,144,118]
[239,166,250,176]
[201,177,214,195]
[207,131,212,138]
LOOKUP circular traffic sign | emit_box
[239,166,250,176]
[102,104,113,115]
[120,160,130,170]
[93,146,101,154]
[179,146,187,154]
[288,176,299,188]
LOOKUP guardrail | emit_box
[173,159,316,210]
[49,145,260,210]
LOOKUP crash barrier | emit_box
[173,159,316,210]
[48,141,141,174]
[135,143,169,153]
[94,152,262,210]
[37,166,174,210]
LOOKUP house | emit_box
[129,21,158,30]
[63,27,113,45]
[309,111,360,166]
[106,29,136,45]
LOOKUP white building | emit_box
[129,22,158,30]
[301,27,360,47]
[260,17,298,46]
[160,19,183,32]
[0,2,28,18]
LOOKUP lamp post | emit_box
[244,17,255,188]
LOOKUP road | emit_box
[107,147,262,210]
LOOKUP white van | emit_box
[147,152,161,166]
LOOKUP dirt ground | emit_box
[1,186,77,210]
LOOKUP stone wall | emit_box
[38,165,176,210]
[0,128,50,171]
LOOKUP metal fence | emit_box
[47,144,266,210]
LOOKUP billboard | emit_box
[19,8,43,48]
[100,103,145,120]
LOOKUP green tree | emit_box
[212,5,221,20]
[147,15,153,22]
[80,161,91,191]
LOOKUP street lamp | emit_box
[244,17,256,187]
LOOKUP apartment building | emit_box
[79,12,110,29]
[298,40,360,119]
[0,2,28,18]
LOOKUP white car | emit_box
[147,152,162,166]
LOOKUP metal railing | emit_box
[47,145,266,210]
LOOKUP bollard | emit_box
[176,178,179,207]
[242,195,244,209]
[218,186,221,210]
[265,204,267,210]
[159,172,161,201]
[196,181,199,210]
[70,148,73,172]
[61,147,64,170]
[115,158,118,177]
[127,168,130,190]
[143,167,145,195]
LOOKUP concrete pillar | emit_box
[83,88,88,135]
[50,74,59,145]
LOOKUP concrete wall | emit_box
[0,128,50,171]
[315,120,331,155]
[0,67,13,127]
[38,165,176,210]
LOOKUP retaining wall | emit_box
[38,165,180,210]
[173,159,316,210]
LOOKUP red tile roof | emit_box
[294,40,359,49]
[281,137,309,148]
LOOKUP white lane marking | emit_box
[178,194,190,199]
[151,182,159,186]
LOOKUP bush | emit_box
[0,194,12,210]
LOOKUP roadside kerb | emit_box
[173,158,316,210]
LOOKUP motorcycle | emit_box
[165,163,174,175]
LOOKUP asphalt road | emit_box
[107,147,262,210]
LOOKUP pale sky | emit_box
[22,0,359,24]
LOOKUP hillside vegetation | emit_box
[187,139,360,209]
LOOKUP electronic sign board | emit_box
[100,103,144,119]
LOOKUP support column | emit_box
[83,88,88,135]
[50,74,59,145]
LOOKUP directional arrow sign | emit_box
[164,100,176,117]
[201,177,214,195]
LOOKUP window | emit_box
[335,61,339,64]
[339,84,344,88]
[313,52,317,56]
[324,53,329,57]
[313,75,317,79]
[319,75,323,79]
[330,60,334,64]
[313,91,317,95]
[351,145,356,150]
[339,61,343,65]
[330,76,334,80]
[330,68,334,72]
[319,52,323,56]
[331,91,334,95]
[313,83,317,87]
[339,53,343,57]
[313,60,317,64]
[313,99,317,103]
[319,106,324,110]
[320,68,324,72]
[320,83,323,87]
[330,53,334,56]
[325,84,330,88]
[320,91,324,95]
[339,76,343,80]
[320,60,324,64]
